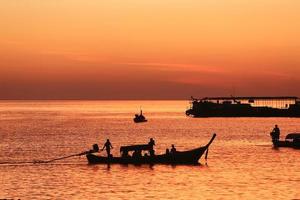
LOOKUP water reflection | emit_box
[0,101,299,199]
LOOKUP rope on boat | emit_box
[0,161,41,165]
[0,144,100,165]
[33,151,89,163]
[0,152,86,165]
[0,150,98,165]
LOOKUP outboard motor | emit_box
[92,144,99,152]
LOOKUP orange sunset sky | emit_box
[0,0,300,99]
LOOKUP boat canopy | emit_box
[120,144,152,152]
[200,96,298,101]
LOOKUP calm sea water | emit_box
[0,101,299,199]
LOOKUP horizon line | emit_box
[0,98,189,101]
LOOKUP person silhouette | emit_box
[102,139,113,158]
[165,148,170,155]
[171,144,177,154]
[148,138,155,146]
[148,138,155,156]
[270,125,280,141]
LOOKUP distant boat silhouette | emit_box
[86,134,217,165]
[186,96,300,117]
[271,133,300,149]
[133,109,147,123]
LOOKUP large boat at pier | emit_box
[186,96,300,117]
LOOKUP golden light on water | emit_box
[1,101,300,199]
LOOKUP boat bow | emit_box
[205,133,217,148]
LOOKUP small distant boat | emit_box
[86,134,217,165]
[133,109,147,123]
[272,133,300,149]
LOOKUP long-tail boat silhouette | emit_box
[86,134,216,165]
[133,109,147,123]
[271,133,300,149]
[186,96,300,117]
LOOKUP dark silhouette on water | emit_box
[134,109,147,123]
[102,139,113,158]
[148,138,155,156]
[186,96,300,117]
[269,126,300,149]
[86,134,217,165]
[270,125,280,142]
[171,144,177,154]
[165,148,170,155]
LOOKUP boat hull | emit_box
[87,146,207,165]
[186,108,300,117]
[87,134,216,165]
[272,140,300,149]
[133,119,147,123]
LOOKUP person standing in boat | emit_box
[102,139,113,158]
[270,125,280,141]
[171,144,177,154]
[148,138,155,156]
[165,148,170,155]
